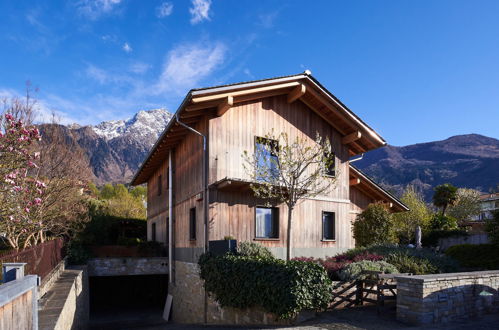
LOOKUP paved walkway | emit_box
[90,305,499,330]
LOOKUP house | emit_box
[474,193,499,221]
[131,72,407,323]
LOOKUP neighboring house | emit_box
[131,72,408,322]
[474,193,499,221]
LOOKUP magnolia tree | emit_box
[243,131,337,260]
[0,113,45,249]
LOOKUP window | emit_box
[255,206,279,239]
[322,211,335,240]
[158,175,162,196]
[324,149,336,177]
[189,207,196,240]
[151,222,157,242]
[255,137,279,180]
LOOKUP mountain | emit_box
[354,134,499,200]
[43,109,172,184]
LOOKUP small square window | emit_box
[255,206,279,239]
[189,207,196,241]
[322,211,335,240]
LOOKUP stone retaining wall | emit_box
[169,260,299,326]
[396,270,499,325]
[87,257,168,276]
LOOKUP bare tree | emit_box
[243,131,338,260]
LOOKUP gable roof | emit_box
[349,165,409,212]
[131,72,387,185]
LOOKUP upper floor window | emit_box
[255,206,279,239]
[158,175,162,196]
[322,211,335,240]
[324,149,336,177]
[255,137,279,180]
[151,222,157,242]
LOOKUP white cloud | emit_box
[156,41,226,93]
[258,11,278,29]
[76,0,122,20]
[189,0,211,24]
[85,64,110,84]
[129,62,151,74]
[156,2,173,18]
[122,42,133,53]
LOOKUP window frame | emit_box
[151,222,157,242]
[254,206,279,240]
[189,207,196,241]
[322,211,336,241]
[254,136,280,180]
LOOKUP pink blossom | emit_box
[33,198,42,205]
[4,113,14,121]
[24,207,30,213]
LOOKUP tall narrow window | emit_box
[158,175,162,196]
[324,149,336,177]
[255,206,279,239]
[151,222,157,242]
[255,137,279,180]
[189,207,196,241]
[322,211,335,240]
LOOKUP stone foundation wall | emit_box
[169,260,298,326]
[87,257,168,276]
[396,271,499,325]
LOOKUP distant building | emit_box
[475,193,499,220]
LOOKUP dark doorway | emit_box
[89,274,168,329]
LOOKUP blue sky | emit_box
[1,0,498,146]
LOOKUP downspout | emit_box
[175,114,209,324]
[168,150,173,283]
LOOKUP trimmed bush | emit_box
[485,210,499,246]
[422,229,469,247]
[342,244,459,274]
[353,203,397,246]
[198,253,332,319]
[445,244,499,270]
[236,241,274,259]
[338,260,398,282]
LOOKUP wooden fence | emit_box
[0,275,38,329]
[0,239,64,282]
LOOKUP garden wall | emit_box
[170,261,297,326]
[396,270,499,325]
[438,233,489,251]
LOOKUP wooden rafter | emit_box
[287,84,306,103]
[342,131,362,144]
[191,81,300,103]
[349,178,361,186]
[217,95,233,116]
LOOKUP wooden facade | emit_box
[134,73,408,262]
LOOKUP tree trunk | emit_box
[442,204,447,217]
[286,206,293,261]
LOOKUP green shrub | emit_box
[384,253,437,275]
[338,260,398,282]
[342,244,459,274]
[236,241,274,259]
[353,203,397,247]
[430,214,458,231]
[422,229,469,247]
[485,210,499,246]
[445,244,499,270]
[198,253,332,319]
[67,241,92,265]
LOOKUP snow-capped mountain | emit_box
[92,109,172,146]
[38,109,173,184]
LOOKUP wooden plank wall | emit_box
[209,189,352,251]
[0,290,33,330]
[208,95,349,200]
[208,95,354,252]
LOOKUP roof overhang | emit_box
[131,73,387,185]
[349,165,409,213]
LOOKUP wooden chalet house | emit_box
[131,71,407,281]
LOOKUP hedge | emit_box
[445,244,499,270]
[198,253,332,319]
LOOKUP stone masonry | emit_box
[396,270,499,325]
[87,257,168,276]
[169,260,297,326]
